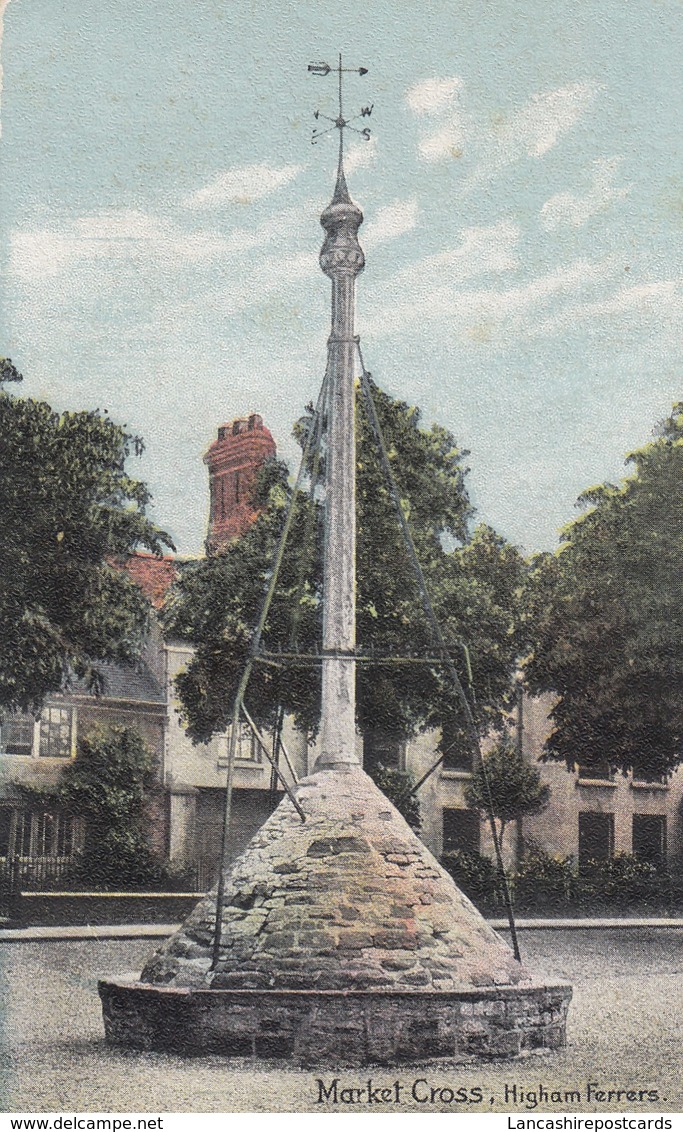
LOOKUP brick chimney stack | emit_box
[204,413,276,554]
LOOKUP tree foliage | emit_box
[464,737,550,848]
[56,724,162,887]
[525,401,683,777]
[164,457,323,740]
[0,367,174,711]
[367,765,421,830]
[165,381,526,747]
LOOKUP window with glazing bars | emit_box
[39,706,73,758]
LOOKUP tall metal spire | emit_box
[308,56,370,767]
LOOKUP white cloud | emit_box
[408,77,599,173]
[407,77,463,116]
[182,163,302,208]
[365,256,617,341]
[541,158,630,229]
[9,202,318,285]
[9,210,230,281]
[344,135,378,175]
[406,76,466,162]
[419,116,466,163]
[381,221,521,292]
[532,280,682,337]
[492,258,615,313]
[508,83,600,159]
[362,199,418,248]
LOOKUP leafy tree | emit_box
[164,380,527,747]
[368,765,421,830]
[0,364,174,711]
[56,724,163,887]
[0,358,23,384]
[441,849,499,906]
[164,457,322,741]
[525,402,683,778]
[464,737,550,850]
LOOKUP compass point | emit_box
[307,57,373,175]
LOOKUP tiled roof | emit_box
[123,553,178,609]
[70,660,166,704]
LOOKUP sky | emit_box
[1,0,682,556]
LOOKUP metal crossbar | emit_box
[255,650,474,665]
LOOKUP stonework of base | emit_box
[100,766,571,1065]
[99,978,571,1066]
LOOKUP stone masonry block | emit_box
[373,930,418,951]
[296,930,336,949]
[337,930,374,949]
[379,953,417,971]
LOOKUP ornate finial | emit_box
[310,56,370,277]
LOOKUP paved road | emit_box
[1,929,682,1113]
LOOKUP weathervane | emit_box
[308,54,373,147]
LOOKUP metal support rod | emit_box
[409,723,476,795]
[357,353,521,963]
[241,702,306,821]
[210,365,330,972]
[211,676,248,970]
[516,678,524,757]
[410,752,445,794]
[275,728,298,785]
[268,708,280,802]
[255,649,477,666]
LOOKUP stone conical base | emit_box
[100,767,571,1064]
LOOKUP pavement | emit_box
[1,928,682,1112]
[1,916,683,941]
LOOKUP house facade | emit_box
[2,410,681,889]
[0,414,296,889]
[0,657,168,884]
[365,693,683,872]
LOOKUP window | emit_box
[10,811,83,858]
[578,811,614,868]
[440,716,472,772]
[233,723,260,762]
[442,808,480,855]
[14,811,33,857]
[577,760,613,782]
[39,706,73,758]
[0,712,34,756]
[363,729,404,772]
[632,814,666,868]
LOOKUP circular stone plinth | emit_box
[100,768,572,1064]
[99,975,572,1067]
